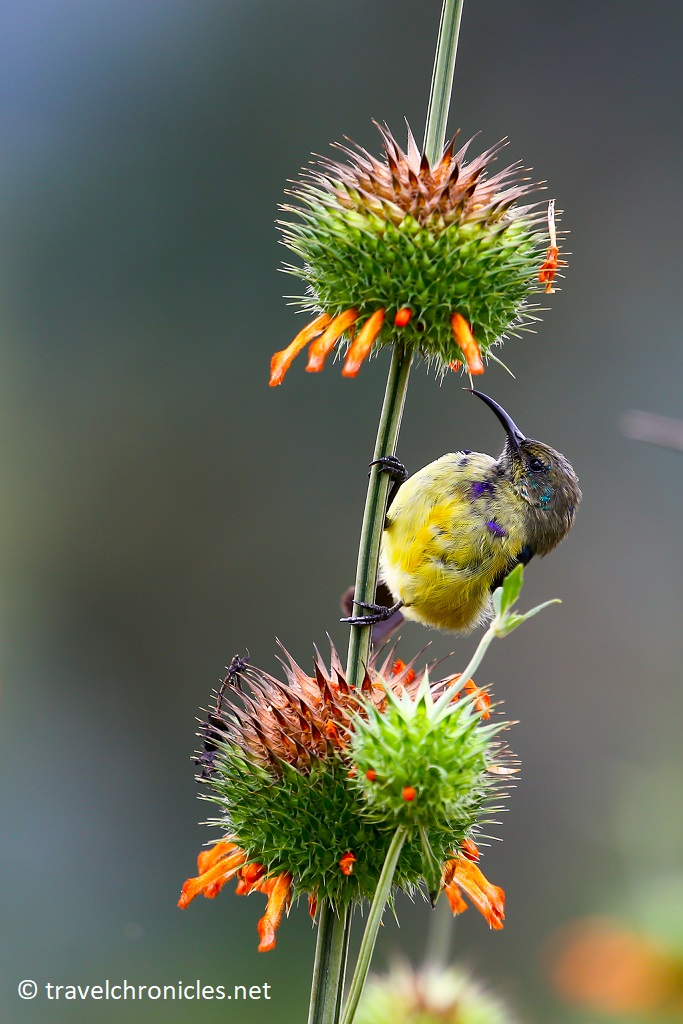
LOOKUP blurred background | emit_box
[1,0,682,1021]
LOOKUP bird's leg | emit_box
[370,455,408,509]
[341,599,404,627]
[341,584,405,643]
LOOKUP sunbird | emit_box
[344,390,581,635]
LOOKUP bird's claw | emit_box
[341,599,404,627]
[370,455,408,484]
[371,455,408,512]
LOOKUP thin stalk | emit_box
[434,623,496,717]
[423,898,455,972]
[345,345,412,691]
[423,0,465,165]
[309,2,467,1020]
[339,826,408,1024]
[308,903,352,1024]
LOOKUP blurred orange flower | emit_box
[549,916,683,1016]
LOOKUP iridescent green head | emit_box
[470,389,582,556]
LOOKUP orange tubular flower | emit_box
[178,841,247,908]
[447,673,491,720]
[460,837,480,862]
[550,917,683,1016]
[270,313,331,386]
[538,198,562,294]
[179,839,293,952]
[339,852,356,876]
[196,839,239,874]
[234,862,267,895]
[450,313,485,375]
[392,659,416,685]
[257,873,292,953]
[463,679,491,720]
[538,248,559,293]
[342,308,386,377]
[443,855,505,930]
[306,308,359,372]
[444,880,468,915]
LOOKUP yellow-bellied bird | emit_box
[344,391,581,635]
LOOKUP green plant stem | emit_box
[308,2,466,1019]
[345,344,412,691]
[424,0,465,165]
[423,897,455,971]
[339,827,408,1024]
[310,349,411,1024]
[434,623,496,718]
[308,902,352,1024]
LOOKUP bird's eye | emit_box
[529,457,546,473]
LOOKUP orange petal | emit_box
[448,856,505,930]
[306,309,359,372]
[460,837,480,862]
[444,879,469,916]
[445,672,470,702]
[449,360,463,373]
[308,894,318,920]
[197,839,239,875]
[203,881,224,898]
[257,873,292,952]
[450,313,484,375]
[539,246,560,293]
[444,672,464,697]
[178,846,247,908]
[339,852,356,876]
[235,862,267,895]
[394,307,413,327]
[392,659,416,684]
[464,679,491,720]
[342,308,386,377]
[269,313,331,386]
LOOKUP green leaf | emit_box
[493,599,561,637]
[496,564,524,616]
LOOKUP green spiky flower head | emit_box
[178,645,516,948]
[270,123,561,385]
[350,669,512,894]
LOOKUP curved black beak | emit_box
[466,389,526,452]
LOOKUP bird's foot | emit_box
[341,599,404,627]
[370,455,408,484]
[370,455,408,510]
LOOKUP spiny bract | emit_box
[187,643,514,919]
[276,122,559,380]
